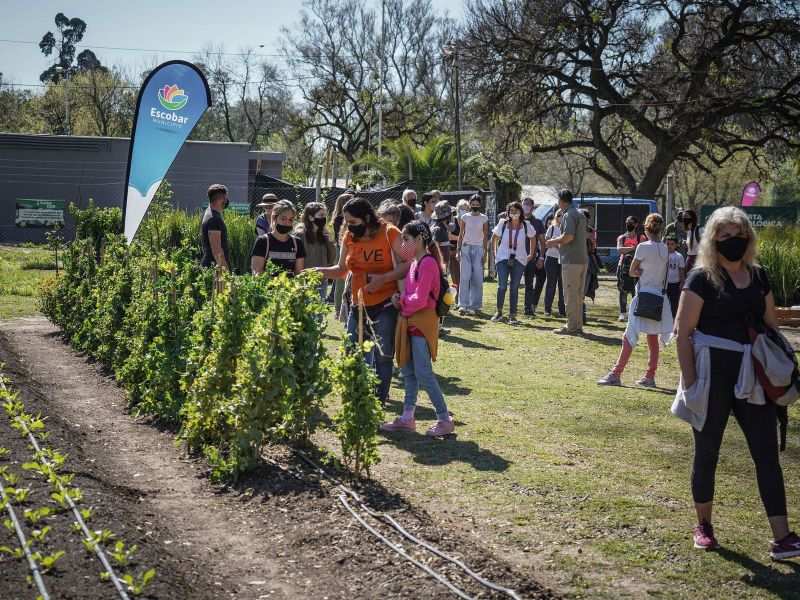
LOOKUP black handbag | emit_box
[633,246,669,321]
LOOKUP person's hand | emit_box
[545,239,557,248]
[365,273,384,293]
[391,292,401,309]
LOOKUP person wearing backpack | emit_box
[490,201,537,325]
[381,220,454,437]
[251,200,306,276]
[672,206,800,559]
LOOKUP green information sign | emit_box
[227,203,251,216]
[15,199,65,228]
[700,205,799,228]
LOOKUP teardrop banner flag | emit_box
[123,60,211,243]
[741,181,761,207]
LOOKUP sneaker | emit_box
[426,419,455,437]
[508,316,520,326]
[543,311,552,317]
[553,326,582,335]
[597,372,622,386]
[524,308,534,317]
[637,376,657,388]
[770,531,800,560]
[380,416,416,433]
[693,522,720,551]
[491,312,503,322]
[618,312,627,322]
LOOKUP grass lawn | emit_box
[0,244,56,319]
[5,242,797,598]
[320,277,800,599]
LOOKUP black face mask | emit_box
[716,236,748,262]
[223,198,230,209]
[275,223,292,235]
[348,223,367,238]
[626,223,636,232]
[683,218,693,227]
[470,206,480,213]
[313,217,327,229]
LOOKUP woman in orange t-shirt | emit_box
[317,197,409,402]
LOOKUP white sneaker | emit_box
[618,312,627,322]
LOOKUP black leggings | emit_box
[691,349,787,517]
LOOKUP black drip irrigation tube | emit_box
[0,482,51,600]
[289,449,524,600]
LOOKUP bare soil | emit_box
[0,316,555,600]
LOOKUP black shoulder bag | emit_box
[633,246,668,321]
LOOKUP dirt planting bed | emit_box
[0,317,554,600]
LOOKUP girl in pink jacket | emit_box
[381,221,454,437]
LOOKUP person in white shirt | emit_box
[543,211,566,316]
[455,194,489,315]
[665,237,686,318]
[490,201,536,324]
[684,209,701,272]
[598,213,672,388]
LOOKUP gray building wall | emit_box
[0,133,284,243]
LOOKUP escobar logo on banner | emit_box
[123,60,211,243]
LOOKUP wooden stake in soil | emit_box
[358,288,365,345]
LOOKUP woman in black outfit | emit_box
[674,206,800,558]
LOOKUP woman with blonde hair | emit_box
[331,193,353,314]
[250,199,305,276]
[296,201,336,298]
[671,206,799,557]
[598,213,672,387]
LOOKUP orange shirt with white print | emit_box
[343,222,401,307]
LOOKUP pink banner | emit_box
[741,181,761,207]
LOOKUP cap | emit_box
[434,200,452,219]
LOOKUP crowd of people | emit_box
[199,183,800,560]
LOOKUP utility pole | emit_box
[377,0,385,158]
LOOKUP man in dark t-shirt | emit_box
[522,197,547,315]
[200,184,231,270]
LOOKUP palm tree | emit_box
[355,135,459,190]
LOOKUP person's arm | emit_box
[537,232,546,265]
[294,257,305,275]
[617,235,635,254]
[456,218,465,258]
[547,214,574,247]
[251,255,266,275]
[365,233,411,291]
[675,289,703,388]
[400,258,437,315]
[526,226,536,263]
[482,220,489,253]
[764,291,779,329]
[317,242,348,279]
[678,266,686,287]
[629,258,643,278]
[208,230,229,271]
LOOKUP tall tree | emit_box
[194,48,291,149]
[39,13,107,83]
[462,0,800,196]
[282,0,454,163]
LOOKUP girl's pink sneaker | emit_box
[380,416,416,432]
[426,419,455,437]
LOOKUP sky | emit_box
[0,0,466,89]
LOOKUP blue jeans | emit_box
[495,259,525,316]
[458,244,484,310]
[402,335,449,420]
[346,302,398,402]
